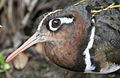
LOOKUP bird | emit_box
[6,0,120,74]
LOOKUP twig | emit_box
[91,3,120,16]
[22,0,39,27]
[8,0,16,33]
[0,0,5,10]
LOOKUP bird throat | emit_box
[44,26,96,72]
[44,38,81,71]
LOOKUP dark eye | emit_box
[52,19,61,28]
[48,17,74,31]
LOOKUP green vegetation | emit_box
[0,53,10,72]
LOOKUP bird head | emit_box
[6,5,92,71]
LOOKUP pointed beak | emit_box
[6,32,44,63]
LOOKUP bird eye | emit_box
[48,18,61,31]
[48,16,74,31]
[52,19,61,28]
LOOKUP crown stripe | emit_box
[37,9,62,30]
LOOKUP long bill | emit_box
[6,32,42,63]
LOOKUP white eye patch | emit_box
[48,17,74,31]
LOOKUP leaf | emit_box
[0,64,10,70]
[35,43,45,55]
[0,53,10,72]
[13,53,28,69]
[0,54,5,64]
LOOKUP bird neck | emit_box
[44,34,88,71]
